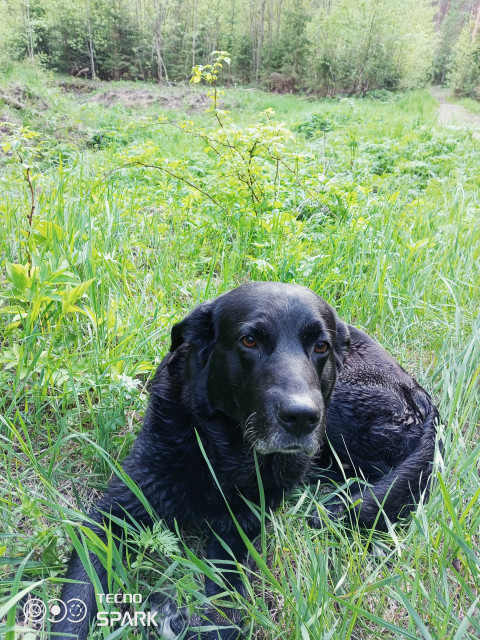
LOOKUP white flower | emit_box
[115,373,140,392]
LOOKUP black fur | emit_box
[52,282,438,639]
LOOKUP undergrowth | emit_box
[0,64,479,639]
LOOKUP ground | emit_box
[430,85,480,137]
[59,79,212,111]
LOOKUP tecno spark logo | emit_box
[23,598,87,625]
[96,593,158,628]
[22,593,159,629]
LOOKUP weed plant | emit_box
[0,66,479,639]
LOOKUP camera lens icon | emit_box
[22,597,87,626]
[23,598,46,624]
[48,598,68,623]
[66,598,87,623]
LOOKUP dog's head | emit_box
[169,282,350,457]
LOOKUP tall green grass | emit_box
[0,66,479,639]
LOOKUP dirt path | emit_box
[430,86,480,138]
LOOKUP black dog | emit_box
[53,282,438,639]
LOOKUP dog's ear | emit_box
[170,301,215,365]
[334,317,350,371]
[321,311,350,403]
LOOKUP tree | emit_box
[0,0,442,92]
[308,0,436,95]
[0,0,22,69]
[85,0,96,79]
[152,0,168,83]
[433,0,479,83]
[448,14,480,97]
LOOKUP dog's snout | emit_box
[277,396,321,436]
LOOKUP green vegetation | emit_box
[436,0,480,98]
[4,0,480,99]
[448,15,480,99]
[1,64,480,639]
[0,0,436,93]
[456,95,480,114]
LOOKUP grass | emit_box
[0,63,479,639]
[455,96,480,117]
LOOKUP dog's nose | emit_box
[277,397,321,436]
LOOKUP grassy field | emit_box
[1,65,479,639]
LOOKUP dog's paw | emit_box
[148,593,190,639]
[148,594,242,640]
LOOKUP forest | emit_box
[1,0,480,97]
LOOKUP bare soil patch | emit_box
[59,80,210,112]
[0,84,49,111]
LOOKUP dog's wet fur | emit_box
[54,282,438,639]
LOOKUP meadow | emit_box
[0,66,479,639]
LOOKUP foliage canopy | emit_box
[0,0,438,94]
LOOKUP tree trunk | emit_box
[472,1,480,42]
[85,0,96,79]
[276,0,283,47]
[256,0,266,81]
[24,0,35,62]
[191,0,198,68]
[355,0,379,92]
[153,0,167,83]
[435,0,451,31]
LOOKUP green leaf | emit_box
[6,263,28,292]
[66,278,95,306]
[41,536,59,564]
[0,306,25,315]
[33,220,65,241]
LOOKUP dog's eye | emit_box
[314,341,329,354]
[241,335,257,348]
